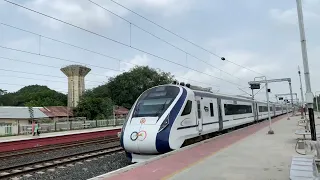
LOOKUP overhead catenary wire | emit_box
[87,0,243,82]
[0,46,121,73]
[107,0,266,77]
[0,46,220,89]
[0,74,99,89]
[0,23,224,89]
[2,0,247,88]
[0,55,107,78]
[0,67,104,84]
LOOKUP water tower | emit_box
[61,65,91,107]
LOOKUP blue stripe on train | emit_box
[155,87,187,153]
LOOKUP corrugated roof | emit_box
[115,106,129,115]
[40,106,73,117]
[0,106,48,119]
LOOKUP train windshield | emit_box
[132,86,180,118]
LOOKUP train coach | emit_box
[120,82,289,163]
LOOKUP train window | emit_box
[224,104,252,115]
[259,106,268,112]
[181,100,192,116]
[132,86,180,118]
[210,103,214,117]
[197,101,201,119]
[270,106,273,111]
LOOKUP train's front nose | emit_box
[122,117,159,154]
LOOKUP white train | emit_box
[120,82,291,163]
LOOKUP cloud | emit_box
[99,54,150,79]
[129,0,195,17]
[23,0,117,30]
[269,0,320,25]
[4,38,38,53]
[19,0,194,30]
[120,54,150,72]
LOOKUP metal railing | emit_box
[0,118,125,136]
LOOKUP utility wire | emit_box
[0,74,99,89]
[0,47,219,89]
[0,23,221,89]
[0,55,107,78]
[1,22,220,88]
[0,23,225,89]
[107,0,266,77]
[2,0,247,88]
[0,45,122,73]
[87,0,243,82]
[0,57,108,84]
[0,23,125,65]
[0,67,103,84]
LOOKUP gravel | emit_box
[0,140,120,170]
[19,151,132,180]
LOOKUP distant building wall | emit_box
[0,119,30,125]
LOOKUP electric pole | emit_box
[296,0,316,140]
[298,66,305,119]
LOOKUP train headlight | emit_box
[158,114,170,132]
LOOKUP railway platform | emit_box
[91,114,313,180]
[0,126,122,153]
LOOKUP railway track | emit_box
[0,143,123,179]
[0,136,119,159]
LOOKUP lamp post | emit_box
[296,0,316,141]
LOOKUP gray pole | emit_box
[266,81,274,134]
[289,82,294,116]
[298,66,305,119]
[296,0,316,140]
[316,94,319,118]
[315,91,320,119]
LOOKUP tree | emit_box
[106,66,174,109]
[73,96,114,120]
[0,85,67,106]
[74,65,174,119]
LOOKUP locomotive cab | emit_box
[121,85,183,157]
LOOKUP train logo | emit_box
[140,118,146,124]
[130,130,147,141]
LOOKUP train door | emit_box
[195,97,203,133]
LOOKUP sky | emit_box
[0,0,319,103]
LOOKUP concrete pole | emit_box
[286,100,289,120]
[266,81,274,134]
[317,95,319,118]
[252,89,256,121]
[296,0,316,140]
[289,82,294,116]
[316,91,320,119]
[298,66,305,119]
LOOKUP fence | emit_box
[0,118,125,136]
